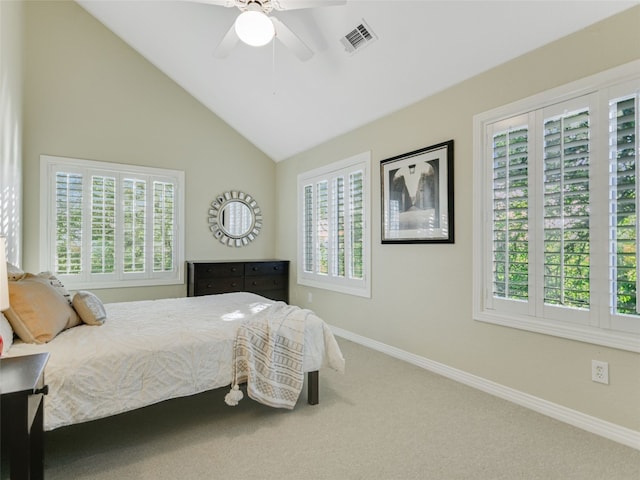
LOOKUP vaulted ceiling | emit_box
[76,0,637,161]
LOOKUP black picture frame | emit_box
[380,140,454,244]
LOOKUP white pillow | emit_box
[73,291,107,326]
[0,312,14,354]
[6,262,25,281]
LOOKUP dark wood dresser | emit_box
[186,260,289,303]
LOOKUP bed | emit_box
[3,291,345,431]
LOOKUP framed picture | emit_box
[381,140,454,243]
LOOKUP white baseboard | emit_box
[331,326,640,450]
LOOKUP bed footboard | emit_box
[308,371,319,405]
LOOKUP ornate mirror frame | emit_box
[208,191,262,247]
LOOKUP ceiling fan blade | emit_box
[272,0,346,10]
[271,17,313,61]
[213,23,240,58]
[182,0,236,7]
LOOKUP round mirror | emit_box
[208,191,262,247]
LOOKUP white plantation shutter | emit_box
[611,96,637,315]
[474,62,640,351]
[91,175,116,274]
[349,170,364,280]
[542,107,591,310]
[153,181,174,273]
[303,184,313,273]
[123,178,146,273]
[491,123,529,303]
[41,156,184,289]
[316,180,329,275]
[55,172,83,275]
[334,176,345,278]
[609,86,640,334]
[485,97,595,324]
[298,152,370,297]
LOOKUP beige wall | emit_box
[22,0,277,303]
[276,8,640,431]
[17,0,640,432]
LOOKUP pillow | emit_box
[73,291,107,326]
[4,274,81,343]
[36,271,73,305]
[6,263,25,281]
[0,312,13,354]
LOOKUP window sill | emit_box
[60,277,184,291]
[474,310,640,353]
[298,277,371,299]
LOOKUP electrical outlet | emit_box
[591,360,609,385]
[307,292,313,303]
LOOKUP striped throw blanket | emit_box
[226,302,308,409]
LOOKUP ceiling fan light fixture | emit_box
[235,10,275,47]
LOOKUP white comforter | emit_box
[6,292,345,430]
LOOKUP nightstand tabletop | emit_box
[0,353,50,396]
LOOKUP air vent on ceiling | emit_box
[340,20,377,54]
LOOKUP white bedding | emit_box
[6,292,344,430]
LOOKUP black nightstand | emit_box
[1,352,49,480]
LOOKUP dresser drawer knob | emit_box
[35,385,49,396]
[252,281,257,286]
[231,282,238,287]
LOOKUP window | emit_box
[473,61,640,352]
[298,152,370,297]
[40,155,185,289]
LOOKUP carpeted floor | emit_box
[21,339,640,479]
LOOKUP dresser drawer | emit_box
[245,261,288,277]
[245,274,287,292]
[193,276,244,296]
[194,262,243,280]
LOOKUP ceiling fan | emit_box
[187,0,346,61]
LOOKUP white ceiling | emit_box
[76,0,637,161]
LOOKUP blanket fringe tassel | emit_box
[225,384,244,406]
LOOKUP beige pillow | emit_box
[73,291,107,326]
[4,274,81,343]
